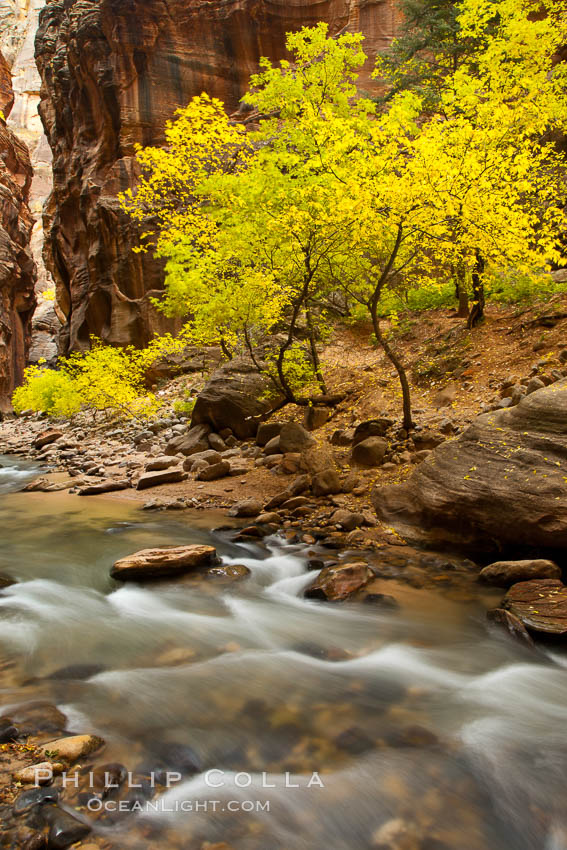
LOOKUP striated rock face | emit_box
[1,0,60,365]
[0,97,36,414]
[373,381,567,556]
[35,0,398,352]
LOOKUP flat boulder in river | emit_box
[111,544,218,581]
[373,380,567,554]
[501,579,567,635]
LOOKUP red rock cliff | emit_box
[0,52,35,414]
[36,0,398,352]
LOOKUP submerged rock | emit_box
[111,544,218,581]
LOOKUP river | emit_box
[1,455,567,849]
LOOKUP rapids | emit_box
[1,456,567,849]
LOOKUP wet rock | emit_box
[13,762,64,785]
[312,468,342,496]
[20,833,47,850]
[149,742,201,776]
[6,701,67,734]
[305,562,374,601]
[353,418,393,444]
[77,479,130,496]
[32,430,63,450]
[206,564,251,580]
[191,357,284,438]
[136,468,186,490]
[165,424,211,456]
[112,545,217,581]
[487,608,535,647]
[331,509,365,531]
[0,716,18,742]
[279,422,316,453]
[13,786,59,816]
[374,379,567,553]
[0,571,15,588]
[228,499,262,518]
[335,726,375,754]
[256,512,281,524]
[41,806,91,848]
[39,734,105,762]
[144,456,181,472]
[479,559,561,586]
[195,461,231,481]
[501,579,567,634]
[46,663,105,680]
[91,763,127,796]
[351,437,387,467]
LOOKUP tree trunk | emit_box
[306,309,327,394]
[370,307,413,431]
[467,252,486,329]
[453,260,469,318]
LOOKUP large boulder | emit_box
[111,545,218,581]
[191,358,284,439]
[373,380,567,554]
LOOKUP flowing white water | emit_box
[1,455,566,849]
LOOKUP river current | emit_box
[1,455,567,849]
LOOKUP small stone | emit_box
[39,734,104,762]
[331,509,365,531]
[196,461,231,481]
[228,498,262,518]
[41,806,91,849]
[256,421,285,446]
[263,435,282,455]
[13,762,64,785]
[208,433,227,452]
[136,468,186,490]
[312,468,342,496]
[351,437,387,468]
[144,456,180,472]
[526,376,545,394]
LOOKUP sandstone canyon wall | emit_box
[35,0,399,353]
[0,54,35,414]
[2,0,60,366]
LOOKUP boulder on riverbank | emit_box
[190,357,284,438]
[373,380,567,555]
[111,544,218,581]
